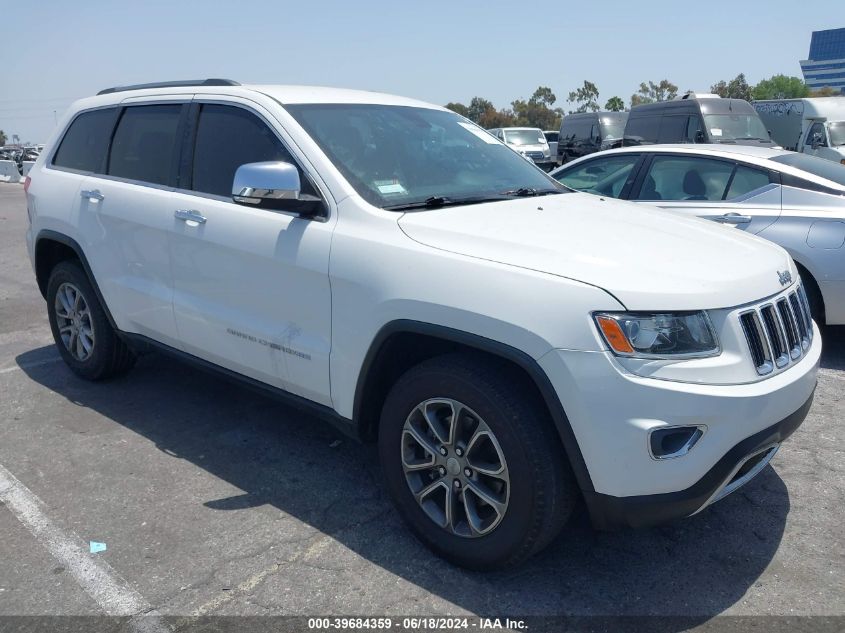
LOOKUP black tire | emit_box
[378,353,578,570]
[798,265,825,326]
[46,260,135,381]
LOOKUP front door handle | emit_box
[714,213,752,224]
[174,209,207,224]
[80,189,104,202]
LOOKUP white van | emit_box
[754,98,845,164]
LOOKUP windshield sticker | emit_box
[375,181,408,195]
[710,128,723,137]
[458,121,499,144]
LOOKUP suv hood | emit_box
[397,193,795,310]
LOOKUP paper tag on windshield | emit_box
[458,121,499,144]
[710,128,723,137]
[375,181,407,195]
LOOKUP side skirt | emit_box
[121,333,358,440]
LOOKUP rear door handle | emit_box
[714,213,752,224]
[80,189,104,202]
[174,209,207,224]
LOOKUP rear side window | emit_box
[625,115,660,145]
[191,104,297,197]
[726,165,771,199]
[52,108,117,173]
[108,105,183,186]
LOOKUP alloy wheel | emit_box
[54,282,95,361]
[401,398,510,537]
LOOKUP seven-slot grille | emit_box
[739,283,814,376]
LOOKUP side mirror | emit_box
[694,130,706,143]
[233,161,301,205]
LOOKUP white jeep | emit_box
[25,80,820,569]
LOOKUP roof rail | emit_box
[97,78,240,96]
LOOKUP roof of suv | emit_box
[78,83,443,111]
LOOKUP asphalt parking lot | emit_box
[0,183,843,629]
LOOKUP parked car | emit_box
[754,98,845,164]
[487,126,555,169]
[543,130,559,163]
[624,93,776,148]
[551,144,845,325]
[558,111,628,164]
[26,80,819,569]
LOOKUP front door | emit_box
[169,100,334,405]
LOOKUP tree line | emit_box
[445,74,841,131]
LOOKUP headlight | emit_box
[593,311,720,359]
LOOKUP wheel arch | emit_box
[792,258,826,324]
[34,230,119,329]
[352,320,595,494]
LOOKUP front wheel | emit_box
[378,354,578,569]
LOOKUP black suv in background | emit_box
[557,112,628,164]
[623,94,777,147]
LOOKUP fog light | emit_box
[649,426,705,460]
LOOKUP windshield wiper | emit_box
[384,194,508,211]
[500,187,561,197]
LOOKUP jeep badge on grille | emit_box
[778,270,792,286]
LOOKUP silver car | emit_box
[551,144,845,326]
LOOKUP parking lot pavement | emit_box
[0,183,843,626]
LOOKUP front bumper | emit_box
[537,327,820,528]
[583,392,813,529]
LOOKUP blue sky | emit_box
[0,0,838,142]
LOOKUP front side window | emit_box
[634,155,735,201]
[285,104,563,208]
[686,116,704,143]
[108,105,182,186]
[553,154,640,198]
[52,108,118,173]
[703,114,769,142]
[191,104,299,197]
[806,122,827,147]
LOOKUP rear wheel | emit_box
[46,261,135,380]
[378,353,578,569]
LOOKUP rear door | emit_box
[75,101,185,346]
[168,98,335,405]
[629,153,781,234]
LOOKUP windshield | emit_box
[503,129,546,146]
[703,114,770,142]
[600,117,626,140]
[828,122,845,147]
[770,152,845,187]
[285,105,563,208]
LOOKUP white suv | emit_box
[25,80,820,569]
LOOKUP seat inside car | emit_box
[682,169,707,201]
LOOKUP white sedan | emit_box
[551,145,845,326]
